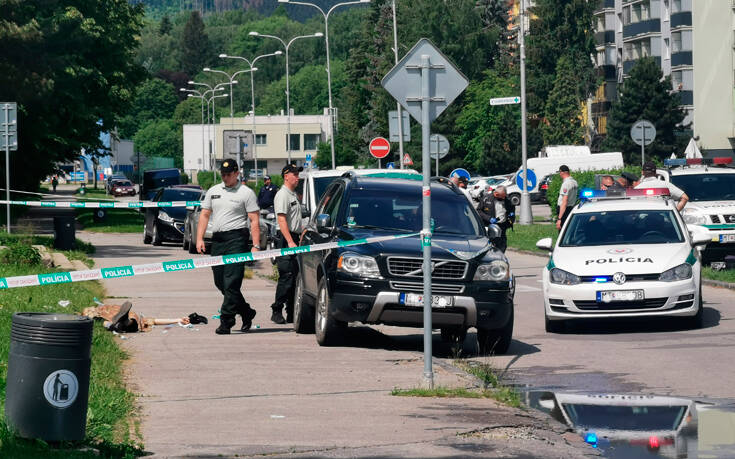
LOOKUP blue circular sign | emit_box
[449,168,470,179]
[516,168,537,191]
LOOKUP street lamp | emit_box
[278,0,371,169]
[187,81,230,177]
[249,31,323,164]
[220,51,283,185]
[180,88,206,173]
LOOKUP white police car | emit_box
[659,157,735,263]
[536,188,710,333]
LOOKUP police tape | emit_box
[0,232,419,290]
[0,200,200,208]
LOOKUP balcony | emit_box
[671,51,692,67]
[671,11,692,28]
[596,64,617,80]
[623,19,661,38]
[595,30,616,45]
[594,0,615,12]
[623,56,661,74]
[677,90,693,105]
[591,101,612,116]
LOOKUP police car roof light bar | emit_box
[664,157,733,167]
[579,188,670,200]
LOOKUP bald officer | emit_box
[270,163,303,324]
[197,160,261,334]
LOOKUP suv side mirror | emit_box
[536,237,553,251]
[487,224,502,239]
[301,204,310,218]
[316,213,332,231]
[691,233,711,246]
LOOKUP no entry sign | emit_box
[369,137,391,159]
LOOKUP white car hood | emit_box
[686,201,735,215]
[552,244,692,275]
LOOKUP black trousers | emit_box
[274,231,300,313]
[556,205,571,229]
[211,228,252,317]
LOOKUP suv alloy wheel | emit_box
[293,272,315,334]
[314,277,346,345]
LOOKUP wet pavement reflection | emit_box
[525,391,735,458]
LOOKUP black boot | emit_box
[238,303,257,332]
[270,304,286,325]
[215,315,236,335]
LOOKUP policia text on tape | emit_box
[0,233,418,290]
[0,200,199,209]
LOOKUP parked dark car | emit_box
[106,174,127,194]
[533,174,554,204]
[140,168,180,200]
[110,179,136,197]
[293,173,515,355]
[143,187,201,245]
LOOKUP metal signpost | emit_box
[382,38,468,388]
[389,110,411,143]
[429,134,449,176]
[1,103,18,234]
[630,119,656,166]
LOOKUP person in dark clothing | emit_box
[476,185,515,252]
[257,175,279,211]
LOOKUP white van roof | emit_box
[540,145,591,158]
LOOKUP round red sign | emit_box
[369,137,391,159]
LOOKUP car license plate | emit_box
[719,234,735,243]
[597,290,644,303]
[400,293,453,308]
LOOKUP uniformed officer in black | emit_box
[197,160,261,334]
[257,175,279,211]
[476,185,515,252]
[270,164,303,324]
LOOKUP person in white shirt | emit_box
[635,161,689,211]
[556,165,579,230]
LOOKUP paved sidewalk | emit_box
[80,231,594,458]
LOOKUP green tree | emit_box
[259,62,347,116]
[118,78,178,138]
[602,57,688,164]
[542,54,585,146]
[173,98,204,126]
[133,119,182,167]
[181,11,210,77]
[159,14,172,35]
[455,69,521,175]
[0,0,146,191]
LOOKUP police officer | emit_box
[556,165,578,231]
[635,161,689,211]
[271,164,303,324]
[476,185,515,252]
[257,175,279,211]
[197,160,261,334]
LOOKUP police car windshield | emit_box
[563,404,687,431]
[345,189,483,236]
[560,210,684,246]
[670,173,735,201]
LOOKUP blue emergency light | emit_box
[580,189,606,199]
[585,432,599,448]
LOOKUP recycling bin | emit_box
[53,215,76,250]
[4,313,93,441]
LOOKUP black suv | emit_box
[293,173,515,354]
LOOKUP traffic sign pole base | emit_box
[518,192,533,225]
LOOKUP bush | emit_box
[546,166,642,218]
[197,170,221,190]
[1,242,41,266]
[180,172,189,184]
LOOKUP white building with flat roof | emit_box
[183,110,332,179]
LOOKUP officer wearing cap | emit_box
[257,175,279,211]
[270,163,304,324]
[635,161,689,211]
[197,160,261,334]
[556,165,578,231]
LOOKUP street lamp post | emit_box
[249,31,323,164]
[188,81,231,180]
[220,51,282,185]
[180,88,206,174]
[278,0,371,169]
[208,92,229,178]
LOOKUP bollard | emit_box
[4,313,93,441]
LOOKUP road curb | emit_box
[507,247,735,291]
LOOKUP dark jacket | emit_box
[476,192,515,230]
[257,184,279,209]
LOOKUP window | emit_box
[664,38,670,59]
[304,134,320,150]
[671,70,683,90]
[623,6,631,25]
[632,3,642,23]
[286,134,300,151]
[640,1,649,21]
[596,15,606,31]
[672,0,681,13]
[672,31,682,53]
[641,39,651,57]
[597,50,605,66]
[560,210,684,246]
[663,0,670,21]
[255,134,267,145]
[624,43,633,61]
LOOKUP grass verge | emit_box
[702,267,735,284]
[506,223,557,253]
[74,188,110,200]
[0,243,142,457]
[76,209,144,233]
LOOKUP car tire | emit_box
[509,193,521,206]
[143,225,152,244]
[685,288,704,330]
[477,307,513,355]
[152,223,162,246]
[545,315,566,333]
[314,277,346,346]
[293,272,315,334]
[182,223,190,250]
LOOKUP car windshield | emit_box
[114,180,132,187]
[560,210,684,246]
[670,173,735,201]
[344,188,483,236]
[562,404,687,431]
[159,189,201,202]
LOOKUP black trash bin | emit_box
[53,215,76,250]
[4,313,93,442]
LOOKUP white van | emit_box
[502,151,624,205]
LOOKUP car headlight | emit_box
[158,212,174,223]
[681,210,706,225]
[337,252,380,278]
[474,260,510,281]
[659,263,692,282]
[550,268,581,285]
[115,188,121,192]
